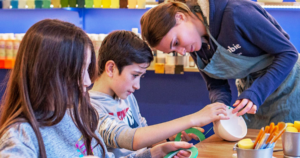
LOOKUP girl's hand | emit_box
[232,99,257,116]
[190,103,230,127]
[150,142,193,158]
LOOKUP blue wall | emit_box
[0,7,299,138]
[84,8,147,33]
[267,9,300,54]
[0,9,81,33]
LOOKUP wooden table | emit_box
[195,129,284,158]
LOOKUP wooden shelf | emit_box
[184,67,199,72]
[147,67,199,72]
[257,2,300,5]
[145,1,158,5]
[257,2,300,8]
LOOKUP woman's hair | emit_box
[0,19,105,158]
[140,1,193,47]
[97,30,153,75]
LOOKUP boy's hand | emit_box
[173,150,191,158]
[190,102,230,127]
[181,127,204,141]
[150,142,193,158]
[232,99,257,116]
[169,127,205,141]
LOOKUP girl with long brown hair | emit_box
[140,1,300,129]
[0,19,107,158]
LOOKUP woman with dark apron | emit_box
[140,0,300,129]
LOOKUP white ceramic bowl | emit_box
[213,106,247,141]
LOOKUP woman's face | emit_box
[155,12,203,55]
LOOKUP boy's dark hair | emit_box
[98,30,153,75]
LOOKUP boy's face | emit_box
[111,63,148,99]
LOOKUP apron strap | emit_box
[190,5,221,48]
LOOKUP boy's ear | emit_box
[105,60,115,78]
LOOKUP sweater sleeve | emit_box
[230,4,298,107]
[0,125,38,158]
[97,111,137,150]
[124,149,151,158]
[0,139,37,158]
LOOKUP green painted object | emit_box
[164,128,205,158]
[69,0,76,7]
[61,0,69,8]
[175,128,206,142]
[164,146,198,158]
[42,0,51,8]
[35,0,43,8]
[77,0,84,8]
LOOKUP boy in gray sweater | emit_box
[90,31,230,158]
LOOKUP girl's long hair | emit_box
[0,19,105,158]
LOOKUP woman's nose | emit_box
[176,47,186,55]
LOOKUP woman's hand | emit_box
[150,142,193,158]
[190,102,230,127]
[232,99,257,116]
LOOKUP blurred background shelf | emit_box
[0,4,300,138]
[1,7,299,50]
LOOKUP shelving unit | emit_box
[0,4,299,137]
[1,5,299,49]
